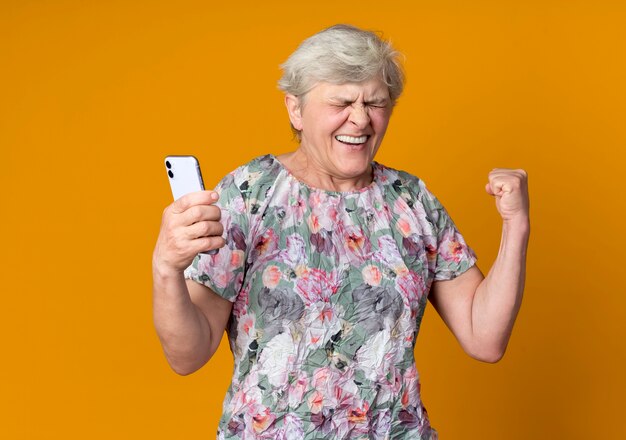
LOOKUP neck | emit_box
[276,149,373,192]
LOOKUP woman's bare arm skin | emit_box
[152,191,230,375]
[429,169,530,362]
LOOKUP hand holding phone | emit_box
[162,155,222,258]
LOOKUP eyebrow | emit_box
[365,97,389,105]
[328,96,389,105]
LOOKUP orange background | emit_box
[2,1,625,438]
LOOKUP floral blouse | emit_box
[185,154,477,439]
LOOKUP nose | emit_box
[348,103,370,129]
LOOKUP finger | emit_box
[486,177,508,196]
[192,235,227,253]
[488,168,528,180]
[487,172,519,193]
[493,175,526,193]
[485,182,495,196]
[185,220,224,240]
[171,191,219,214]
[181,204,222,226]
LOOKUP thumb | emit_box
[485,182,496,196]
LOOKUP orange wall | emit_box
[1,1,625,438]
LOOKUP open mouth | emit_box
[335,135,369,145]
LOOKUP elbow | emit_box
[473,350,505,364]
[171,365,199,376]
[156,331,216,376]
[164,350,212,376]
[465,342,507,364]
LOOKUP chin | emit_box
[326,139,377,179]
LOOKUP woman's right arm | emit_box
[152,191,232,375]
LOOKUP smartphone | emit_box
[165,155,205,200]
[164,155,217,255]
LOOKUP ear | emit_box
[284,94,303,131]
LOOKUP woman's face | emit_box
[286,77,393,183]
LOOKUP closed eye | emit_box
[365,100,388,108]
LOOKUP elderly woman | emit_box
[153,24,529,439]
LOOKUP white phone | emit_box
[164,155,217,255]
[165,155,205,200]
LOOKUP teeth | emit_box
[335,135,368,144]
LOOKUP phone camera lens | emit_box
[166,161,172,169]
[168,170,174,178]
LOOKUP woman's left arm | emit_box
[429,169,530,363]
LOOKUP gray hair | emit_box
[278,24,405,104]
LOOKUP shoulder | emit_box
[375,161,435,203]
[375,162,451,234]
[216,154,285,215]
[220,154,282,189]
[216,154,284,200]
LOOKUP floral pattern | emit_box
[185,155,476,439]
